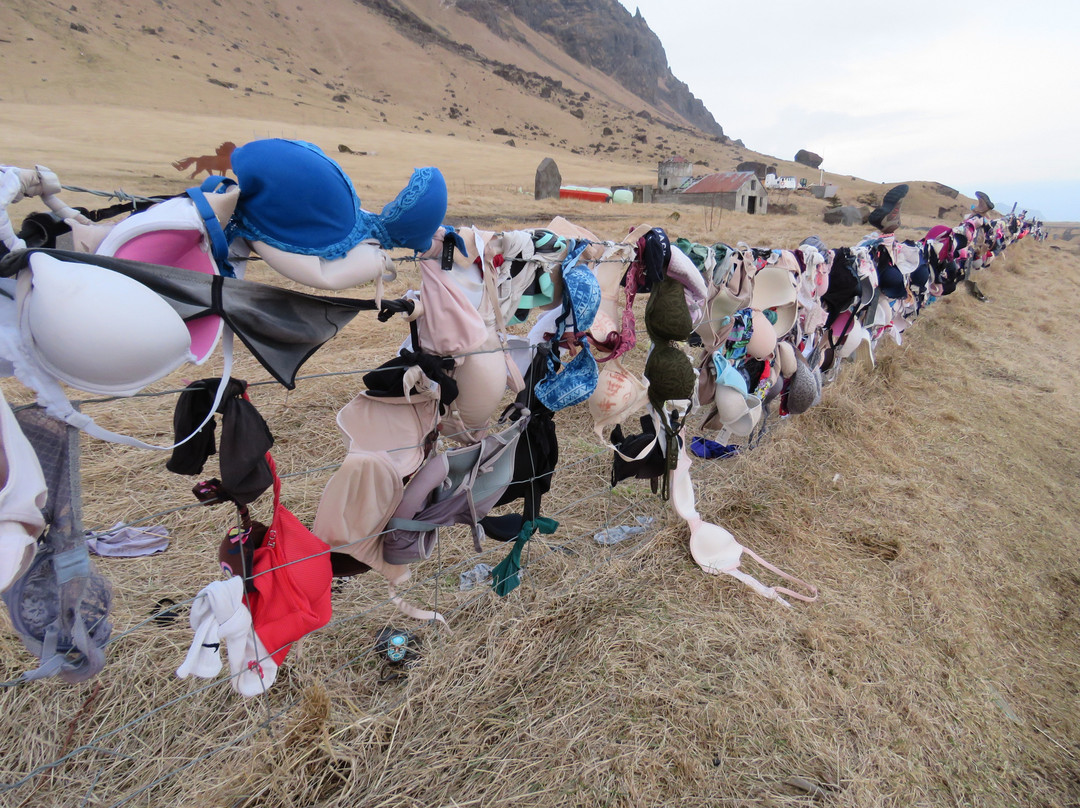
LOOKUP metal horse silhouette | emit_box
[172,141,237,179]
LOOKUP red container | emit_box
[559,186,612,203]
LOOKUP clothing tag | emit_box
[441,237,456,271]
[716,427,732,444]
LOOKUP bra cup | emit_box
[714,385,750,423]
[877,261,907,299]
[535,346,599,412]
[909,257,931,289]
[335,393,439,478]
[588,309,619,361]
[775,341,797,378]
[690,521,744,573]
[563,265,601,331]
[449,333,508,434]
[696,264,752,348]
[470,417,529,509]
[751,265,798,336]
[713,386,761,436]
[644,344,695,404]
[732,396,762,437]
[24,254,192,396]
[746,310,777,360]
[588,361,648,436]
[644,277,692,343]
[96,197,226,365]
[252,239,388,290]
[383,417,528,564]
[694,304,720,348]
[665,246,708,322]
[396,454,449,522]
[416,255,489,356]
[111,229,223,364]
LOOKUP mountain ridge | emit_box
[449,0,724,138]
[1,0,996,225]
[0,0,727,159]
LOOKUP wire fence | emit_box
[0,335,675,805]
[0,197,1034,805]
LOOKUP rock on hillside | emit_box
[454,0,724,138]
[795,149,823,169]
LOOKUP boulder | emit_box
[768,202,798,216]
[932,182,960,199]
[737,161,768,180]
[823,205,868,226]
[795,149,823,169]
[534,157,561,200]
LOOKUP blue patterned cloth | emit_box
[535,242,602,411]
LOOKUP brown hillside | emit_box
[0,0,995,222]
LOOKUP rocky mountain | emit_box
[451,0,724,138]
[2,0,748,182]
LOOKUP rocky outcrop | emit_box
[737,161,768,180]
[823,205,869,226]
[795,149,823,169]
[535,157,561,200]
[455,0,724,138]
[932,182,959,199]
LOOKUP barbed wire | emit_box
[82,424,614,540]
[59,185,167,205]
[26,329,655,413]
[0,369,664,791]
[0,465,650,794]
[99,471,660,805]
[0,194,1032,802]
[97,496,657,807]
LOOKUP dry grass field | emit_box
[2,2,1080,805]
[1,155,1077,807]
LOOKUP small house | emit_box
[657,155,694,192]
[682,171,768,214]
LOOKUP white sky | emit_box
[617,0,1080,221]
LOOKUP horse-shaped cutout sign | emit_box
[172,142,237,179]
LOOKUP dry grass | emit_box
[0,11,1077,799]
[1,220,1078,808]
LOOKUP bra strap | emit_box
[76,330,234,451]
[741,546,819,603]
[185,177,237,277]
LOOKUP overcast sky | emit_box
[617,0,1080,221]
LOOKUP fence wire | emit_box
[0,435,659,800]
[0,195,1030,803]
[0,365,675,802]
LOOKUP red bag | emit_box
[247,454,332,665]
